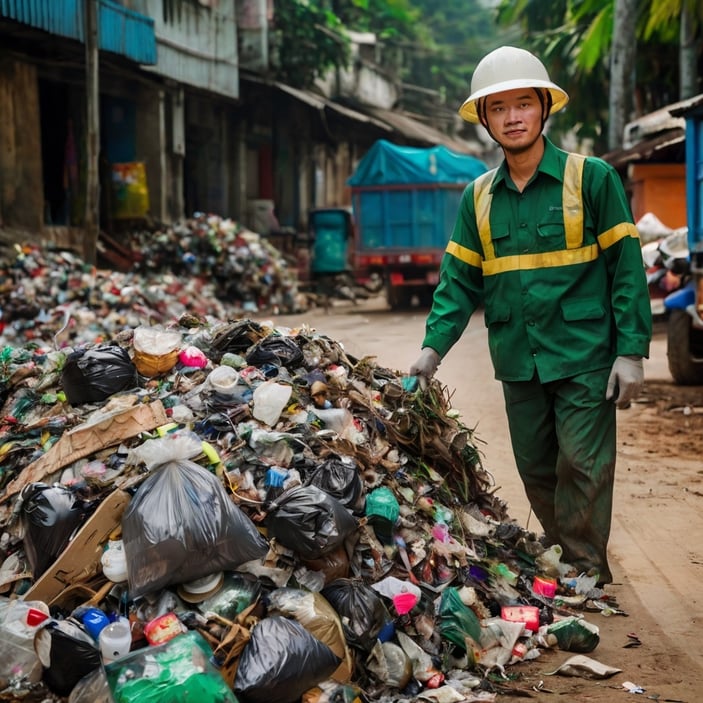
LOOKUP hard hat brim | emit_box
[459,79,569,123]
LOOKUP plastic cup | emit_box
[99,617,132,663]
[392,591,419,615]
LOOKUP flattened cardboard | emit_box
[25,488,131,605]
[1,400,167,503]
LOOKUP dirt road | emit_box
[269,297,703,701]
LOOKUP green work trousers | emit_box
[502,368,616,583]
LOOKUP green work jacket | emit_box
[423,137,652,383]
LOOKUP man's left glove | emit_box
[606,356,644,408]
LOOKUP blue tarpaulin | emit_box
[347,139,488,187]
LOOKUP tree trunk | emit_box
[679,2,699,100]
[608,0,638,151]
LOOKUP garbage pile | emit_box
[0,306,623,702]
[0,216,304,347]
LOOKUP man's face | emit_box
[483,88,545,154]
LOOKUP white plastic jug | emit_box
[252,381,292,426]
[98,617,132,663]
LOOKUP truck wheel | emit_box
[387,285,411,311]
[666,309,703,385]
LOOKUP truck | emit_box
[347,139,488,310]
[663,97,703,384]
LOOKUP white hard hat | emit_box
[459,46,569,124]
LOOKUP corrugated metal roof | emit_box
[0,0,156,64]
[669,93,703,117]
[361,105,482,155]
[275,82,391,131]
[602,128,685,169]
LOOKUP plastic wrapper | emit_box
[20,483,91,578]
[126,430,203,471]
[61,345,138,405]
[233,615,341,703]
[305,456,363,513]
[199,573,262,620]
[104,630,237,703]
[438,586,481,651]
[264,484,358,560]
[547,616,600,653]
[68,668,112,703]
[321,578,390,653]
[366,640,412,689]
[122,458,269,598]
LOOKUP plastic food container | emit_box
[532,575,557,598]
[99,617,132,663]
[500,605,540,632]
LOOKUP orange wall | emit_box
[628,163,686,229]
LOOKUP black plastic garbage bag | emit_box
[122,459,269,598]
[20,483,91,578]
[233,616,341,703]
[246,335,304,369]
[305,456,364,513]
[209,320,267,358]
[61,345,138,405]
[264,484,357,560]
[321,578,391,653]
[34,619,101,697]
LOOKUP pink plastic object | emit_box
[533,575,557,598]
[501,605,540,632]
[392,591,419,615]
[178,345,208,368]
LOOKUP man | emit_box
[410,46,652,585]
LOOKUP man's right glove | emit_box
[409,348,441,382]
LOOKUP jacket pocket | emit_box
[561,298,605,322]
[490,222,510,243]
[484,303,511,327]
[537,222,565,239]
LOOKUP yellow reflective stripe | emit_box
[446,240,483,268]
[598,222,639,249]
[563,153,586,248]
[473,169,498,260]
[482,243,599,276]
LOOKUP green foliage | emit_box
[402,0,517,111]
[272,1,350,88]
[493,0,701,152]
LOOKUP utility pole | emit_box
[84,0,100,264]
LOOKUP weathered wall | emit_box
[629,163,687,229]
[0,58,43,233]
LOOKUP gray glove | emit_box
[606,356,644,408]
[410,348,441,382]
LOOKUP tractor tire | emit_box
[666,308,703,385]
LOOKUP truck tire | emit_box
[387,284,411,311]
[666,308,703,385]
